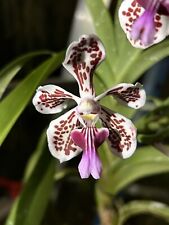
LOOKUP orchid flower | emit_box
[33,34,146,179]
[119,0,169,48]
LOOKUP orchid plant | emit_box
[119,0,169,48]
[33,34,146,179]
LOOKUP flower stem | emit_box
[95,184,118,225]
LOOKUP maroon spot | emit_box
[90,53,97,58]
[156,15,160,21]
[82,62,86,69]
[155,22,162,27]
[129,17,133,22]
[86,66,90,73]
[131,1,136,7]
[126,12,131,17]
[128,7,133,12]
[83,72,87,80]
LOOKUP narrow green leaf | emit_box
[86,0,116,78]
[0,51,52,98]
[5,132,56,225]
[0,66,21,98]
[0,51,64,145]
[114,0,126,53]
[118,200,169,225]
[99,146,169,195]
[23,131,49,182]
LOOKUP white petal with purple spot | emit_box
[100,106,137,159]
[47,108,82,162]
[32,85,79,114]
[96,83,146,109]
[63,34,105,98]
[119,0,169,48]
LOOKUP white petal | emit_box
[47,108,82,163]
[32,84,79,114]
[96,83,146,109]
[100,106,137,159]
[118,0,169,48]
[63,34,105,98]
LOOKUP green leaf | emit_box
[95,62,115,88]
[86,0,116,79]
[118,200,169,225]
[138,125,169,144]
[0,51,64,145]
[0,51,52,98]
[5,132,56,225]
[115,48,141,83]
[124,39,169,83]
[23,131,49,182]
[114,0,126,54]
[99,146,169,195]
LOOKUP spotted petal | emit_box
[96,83,146,109]
[32,84,79,114]
[118,0,169,48]
[63,34,105,98]
[47,108,82,162]
[100,106,137,159]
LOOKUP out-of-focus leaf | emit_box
[114,0,128,56]
[95,63,114,88]
[123,39,169,83]
[54,168,78,181]
[153,143,169,157]
[0,51,64,145]
[0,51,52,98]
[138,125,169,144]
[115,48,141,83]
[118,200,169,225]
[86,0,116,83]
[23,131,48,182]
[5,132,56,225]
[99,146,169,195]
